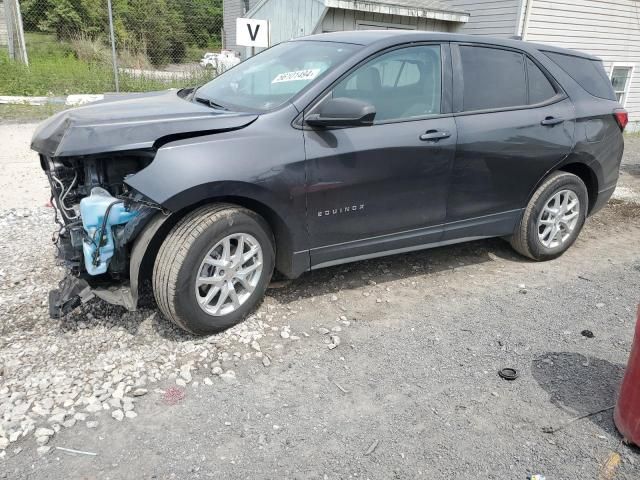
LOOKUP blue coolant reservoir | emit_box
[80,187,139,276]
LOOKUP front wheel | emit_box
[510,171,588,261]
[153,204,275,335]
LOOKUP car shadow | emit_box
[531,352,625,437]
[268,236,529,305]
[57,237,529,341]
[621,164,640,178]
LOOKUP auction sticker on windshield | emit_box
[272,69,321,83]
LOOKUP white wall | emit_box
[523,0,640,131]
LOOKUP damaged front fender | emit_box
[49,211,172,316]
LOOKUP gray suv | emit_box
[32,31,627,334]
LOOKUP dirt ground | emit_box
[0,122,639,480]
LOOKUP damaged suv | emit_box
[33,31,626,334]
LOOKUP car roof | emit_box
[292,30,600,61]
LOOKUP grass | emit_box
[0,103,68,122]
[0,33,215,96]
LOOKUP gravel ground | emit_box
[0,123,639,479]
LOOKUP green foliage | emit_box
[0,103,68,123]
[0,45,215,96]
[20,0,224,66]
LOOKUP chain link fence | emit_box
[1,0,229,96]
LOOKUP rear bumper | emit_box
[590,184,617,215]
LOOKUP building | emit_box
[224,0,639,131]
[223,0,471,52]
[442,0,639,131]
[223,0,261,53]
[0,1,8,48]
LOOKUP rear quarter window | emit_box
[543,51,616,101]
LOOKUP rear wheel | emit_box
[510,172,588,261]
[153,204,275,335]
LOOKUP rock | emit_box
[132,388,148,397]
[176,378,187,387]
[329,335,341,349]
[596,302,605,308]
[111,410,124,421]
[37,446,52,456]
[36,435,50,446]
[34,428,54,438]
[0,437,8,450]
[63,419,77,429]
[280,330,290,339]
[250,341,261,352]
[125,411,138,419]
[204,377,214,386]
[48,412,66,424]
[330,295,338,302]
[112,384,126,400]
[317,327,330,335]
[262,356,271,367]
[86,421,98,429]
[212,366,223,376]
[179,365,192,382]
[86,403,102,413]
[122,401,134,412]
[220,370,237,384]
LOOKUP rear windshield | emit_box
[542,51,616,101]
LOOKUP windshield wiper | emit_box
[194,96,230,111]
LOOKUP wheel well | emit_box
[558,163,598,213]
[136,197,296,288]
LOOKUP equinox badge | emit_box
[318,204,365,217]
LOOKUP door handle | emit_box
[420,130,451,141]
[541,116,564,126]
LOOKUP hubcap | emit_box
[195,233,263,317]
[537,189,580,249]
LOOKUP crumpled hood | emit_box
[31,90,258,157]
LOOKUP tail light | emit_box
[614,109,629,131]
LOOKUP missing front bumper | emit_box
[48,276,95,319]
[49,275,138,319]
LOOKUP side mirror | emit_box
[306,98,376,128]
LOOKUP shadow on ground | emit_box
[532,352,625,436]
[269,237,526,305]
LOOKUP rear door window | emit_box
[527,57,557,104]
[459,46,527,111]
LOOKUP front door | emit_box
[445,44,575,241]
[303,44,457,268]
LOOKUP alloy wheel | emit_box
[194,233,263,316]
[537,189,581,249]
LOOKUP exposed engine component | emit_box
[40,152,162,285]
[80,187,140,276]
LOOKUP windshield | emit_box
[194,41,361,112]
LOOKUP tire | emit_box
[510,171,588,261]
[153,204,275,335]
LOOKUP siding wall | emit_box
[320,8,454,32]
[0,1,8,47]
[250,0,325,44]
[524,0,640,130]
[223,0,261,53]
[438,0,521,37]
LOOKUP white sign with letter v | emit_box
[236,18,269,48]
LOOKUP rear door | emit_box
[303,43,457,268]
[446,44,575,240]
